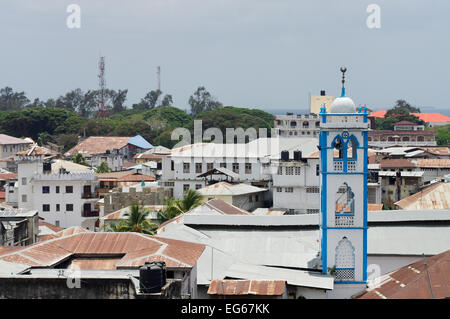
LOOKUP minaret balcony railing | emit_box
[333,160,343,172]
[334,268,355,282]
[335,214,354,226]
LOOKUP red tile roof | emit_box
[394,120,417,126]
[370,111,450,123]
[116,173,156,182]
[65,136,132,156]
[0,173,18,180]
[358,250,450,299]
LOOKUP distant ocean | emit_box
[261,107,450,117]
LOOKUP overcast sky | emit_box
[1,0,449,114]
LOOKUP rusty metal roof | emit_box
[416,159,450,168]
[204,199,252,215]
[379,158,417,169]
[208,279,286,296]
[395,182,450,210]
[0,232,205,270]
[359,250,450,299]
[419,147,450,156]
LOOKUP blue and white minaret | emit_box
[319,67,369,295]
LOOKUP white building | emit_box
[273,114,321,138]
[197,182,268,212]
[7,150,99,230]
[0,134,33,160]
[64,135,153,171]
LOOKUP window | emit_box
[232,163,239,174]
[245,163,252,174]
[207,163,214,171]
[183,163,190,173]
[65,186,73,193]
[43,204,50,212]
[286,167,294,175]
[195,163,202,174]
[306,209,319,214]
[255,195,259,202]
[195,184,202,190]
[334,237,355,282]
[42,186,50,194]
[66,204,73,212]
[277,167,283,175]
[21,194,27,203]
[22,177,27,186]
[183,184,190,192]
[276,187,283,192]
[294,167,301,175]
[306,187,320,193]
[316,164,320,176]
[333,136,344,159]
[171,160,174,171]
[55,221,60,227]
[56,186,60,193]
[285,187,293,193]
[249,196,253,202]
[220,163,227,168]
[56,204,60,212]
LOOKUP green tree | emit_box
[434,124,450,146]
[157,197,184,223]
[106,203,158,235]
[0,87,30,111]
[157,190,203,223]
[72,153,88,166]
[96,161,111,173]
[188,86,223,115]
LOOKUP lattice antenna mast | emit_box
[156,66,161,106]
[97,56,107,118]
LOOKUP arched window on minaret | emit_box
[332,136,344,171]
[335,183,355,226]
[335,237,355,282]
[347,136,358,172]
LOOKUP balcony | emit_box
[81,192,96,199]
[82,210,99,218]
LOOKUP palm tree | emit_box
[177,189,203,212]
[157,189,203,223]
[106,203,158,235]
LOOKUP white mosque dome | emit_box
[329,96,356,113]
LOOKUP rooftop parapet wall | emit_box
[34,172,97,182]
[103,187,170,215]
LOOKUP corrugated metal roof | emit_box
[208,279,286,296]
[198,182,267,196]
[0,232,205,270]
[395,182,450,210]
[127,135,153,149]
[359,250,450,299]
[416,159,450,168]
[225,263,333,290]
